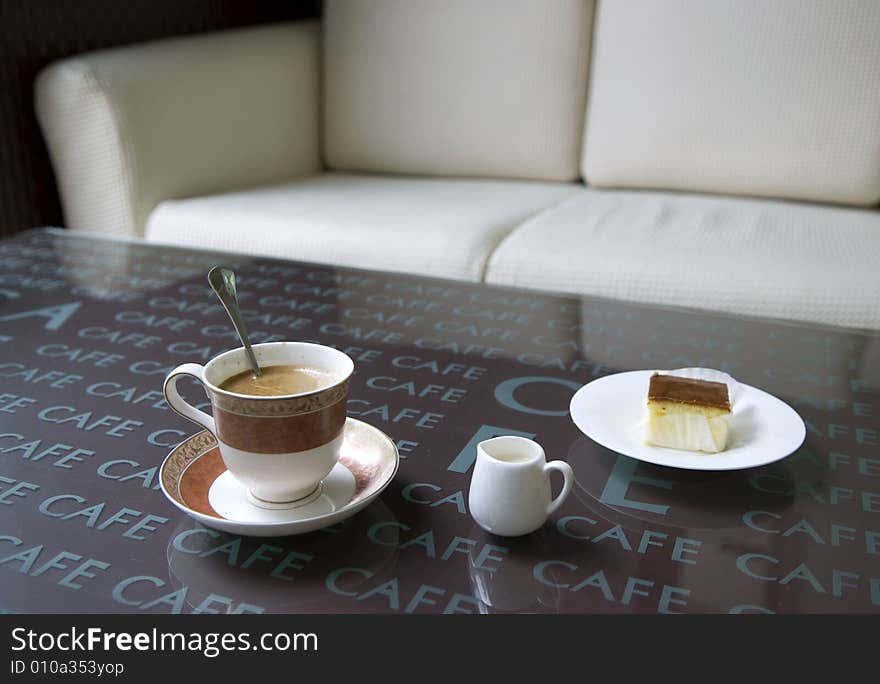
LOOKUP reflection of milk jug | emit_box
[467,525,565,614]
[468,436,573,537]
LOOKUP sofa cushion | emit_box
[323,0,594,182]
[145,173,579,281]
[582,0,880,205]
[485,189,880,330]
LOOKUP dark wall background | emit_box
[0,0,320,238]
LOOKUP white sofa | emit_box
[35,0,880,330]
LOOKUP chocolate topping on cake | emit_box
[648,373,731,411]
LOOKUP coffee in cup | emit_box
[220,365,336,396]
[163,342,354,507]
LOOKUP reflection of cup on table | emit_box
[165,500,401,613]
[468,436,573,537]
[163,341,354,507]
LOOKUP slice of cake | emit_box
[646,373,731,453]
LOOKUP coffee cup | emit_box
[163,341,354,507]
[468,436,573,537]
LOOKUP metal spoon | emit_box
[208,265,262,377]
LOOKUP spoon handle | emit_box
[208,266,262,377]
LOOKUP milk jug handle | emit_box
[543,460,573,516]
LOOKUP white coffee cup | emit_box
[468,436,573,537]
[163,341,354,507]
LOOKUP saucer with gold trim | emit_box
[159,418,399,537]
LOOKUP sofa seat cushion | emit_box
[485,189,880,330]
[145,173,579,281]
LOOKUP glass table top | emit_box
[1,228,878,613]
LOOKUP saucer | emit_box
[159,418,399,537]
[569,370,806,471]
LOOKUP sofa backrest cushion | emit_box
[582,0,880,206]
[324,0,594,182]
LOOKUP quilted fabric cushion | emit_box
[486,188,880,330]
[324,0,594,182]
[582,0,880,206]
[146,173,580,281]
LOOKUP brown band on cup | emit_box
[214,398,347,454]
[210,380,350,417]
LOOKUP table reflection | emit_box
[165,500,400,613]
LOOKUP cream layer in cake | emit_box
[645,374,731,453]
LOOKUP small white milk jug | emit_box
[468,435,573,537]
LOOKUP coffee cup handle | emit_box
[163,363,216,435]
[543,460,573,516]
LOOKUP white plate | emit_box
[569,370,805,471]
